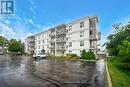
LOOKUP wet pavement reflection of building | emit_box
[0,55,105,87]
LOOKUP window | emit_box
[66,30,68,33]
[39,41,40,44]
[69,51,72,53]
[80,22,84,28]
[90,30,93,35]
[80,31,84,37]
[89,18,96,28]
[69,34,72,39]
[47,45,49,48]
[69,25,72,31]
[66,45,68,48]
[39,46,40,49]
[80,41,84,46]
[69,42,72,47]
[66,37,68,41]
[43,40,44,43]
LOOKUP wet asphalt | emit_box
[0,55,105,87]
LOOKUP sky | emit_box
[0,0,130,44]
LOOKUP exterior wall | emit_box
[66,16,99,55]
[26,16,101,56]
[34,30,50,55]
[25,36,34,54]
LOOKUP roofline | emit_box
[66,16,98,25]
[34,16,98,36]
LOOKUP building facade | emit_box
[25,35,35,54]
[34,30,50,55]
[26,16,101,56]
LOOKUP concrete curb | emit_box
[106,61,113,87]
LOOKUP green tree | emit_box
[81,49,87,59]
[106,24,130,56]
[81,50,95,59]
[117,40,130,62]
[0,36,9,46]
[8,39,25,54]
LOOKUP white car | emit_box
[33,53,47,58]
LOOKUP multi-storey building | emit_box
[25,35,35,54]
[34,30,50,55]
[66,16,99,55]
[26,16,101,56]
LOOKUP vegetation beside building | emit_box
[80,49,95,59]
[0,36,25,55]
[106,22,130,86]
[48,49,95,60]
[8,39,25,55]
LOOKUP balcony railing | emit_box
[49,33,55,37]
[56,39,66,42]
[56,47,66,50]
[56,31,66,35]
[90,45,96,49]
[89,35,97,40]
[49,47,55,50]
[49,40,55,43]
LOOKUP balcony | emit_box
[56,47,66,50]
[49,33,55,37]
[49,47,55,50]
[56,39,66,43]
[90,45,96,50]
[89,35,97,40]
[49,40,55,43]
[98,32,101,40]
[56,31,66,35]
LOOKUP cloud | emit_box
[30,0,36,14]
[0,16,33,42]
[28,19,34,24]
[0,23,16,39]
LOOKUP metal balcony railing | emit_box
[56,39,66,42]
[56,31,66,35]
[56,47,66,50]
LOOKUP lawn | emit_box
[107,61,130,87]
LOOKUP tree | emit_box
[106,24,130,56]
[81,49,87,59]
[117,40,130,62]
[0,36,9,46]
[8,39,25,54]
[81,49,95,59]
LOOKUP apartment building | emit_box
[34,30,50,54]
[25,35,35,54]
[26,16,101,56]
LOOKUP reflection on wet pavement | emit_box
[0,55,105,87]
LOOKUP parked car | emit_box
[33,53,47,59]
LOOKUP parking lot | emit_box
[0,55,105,87]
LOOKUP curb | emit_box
[106,61,113,87]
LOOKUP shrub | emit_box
[66,53,79,59]
[81,49,87,59]
[81,49,95,59]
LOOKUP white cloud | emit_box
[0,16,34,42]
[30,0,36,14]
[0,23,16,39]
[28,19,34,24]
